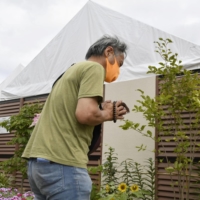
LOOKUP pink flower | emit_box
[0,188,34,199]
[30,113,41,127]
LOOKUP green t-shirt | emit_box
[22,61,105,168]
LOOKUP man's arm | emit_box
[75,97,127,126]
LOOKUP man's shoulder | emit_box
[64,61,105,80]
[69,61,104,75]
[76,61,102,68]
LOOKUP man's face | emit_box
[105,51,125,83]
[115,53,125,68]
[107,52,125,68]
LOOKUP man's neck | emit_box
[87,56,106,69]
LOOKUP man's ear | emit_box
[104,46,114,57]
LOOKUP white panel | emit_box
[102,76,156,165]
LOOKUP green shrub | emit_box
[0,102,44,190]
[0,172,14,188]
[120,38,200,199]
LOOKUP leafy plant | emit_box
[90,183,101,200]
[101,147,119,185]
[120,38,200,199]
[144,158,155,199]
[120,158,155,200]
[119,159,134,187]
[0,172,14,188]
[0,103,44,191]
[191,161,200,197]
[92,147,155,200]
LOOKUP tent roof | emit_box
[2,1,200,100]
[0,64,24,101]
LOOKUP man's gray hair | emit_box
[85,35,127,59]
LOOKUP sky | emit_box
[0,0,200,84]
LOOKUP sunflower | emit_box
[130,184,139,192]
[118,183,127,192]
[105,184,110,193]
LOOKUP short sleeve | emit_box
[78,63,105,101]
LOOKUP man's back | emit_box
[22,61,105,168]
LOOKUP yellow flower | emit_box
[118,183,127,192]
[105,184,110,193]
[130,184,139,192]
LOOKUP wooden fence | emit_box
[0,94,101,191]
[155,73,200,200]
[1,73,200,198]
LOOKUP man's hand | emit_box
[101,100,130,119]
[101,100,129,121]
[101,100,111,110]
[114,100,129,120]
[76,98,129,126]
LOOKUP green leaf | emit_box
[147,130,152,137]
[134,123,140,129]
[140,125,146,131]
[159,62,165,66]
[166,38,173,43]
[165,166,174,173]
[120,192,128,200]
[137,89,144,94]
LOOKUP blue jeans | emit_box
[27,158,92,200]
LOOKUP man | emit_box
[22,35,128,200]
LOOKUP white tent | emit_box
[2,1,200,100]
[0,64,24,101]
